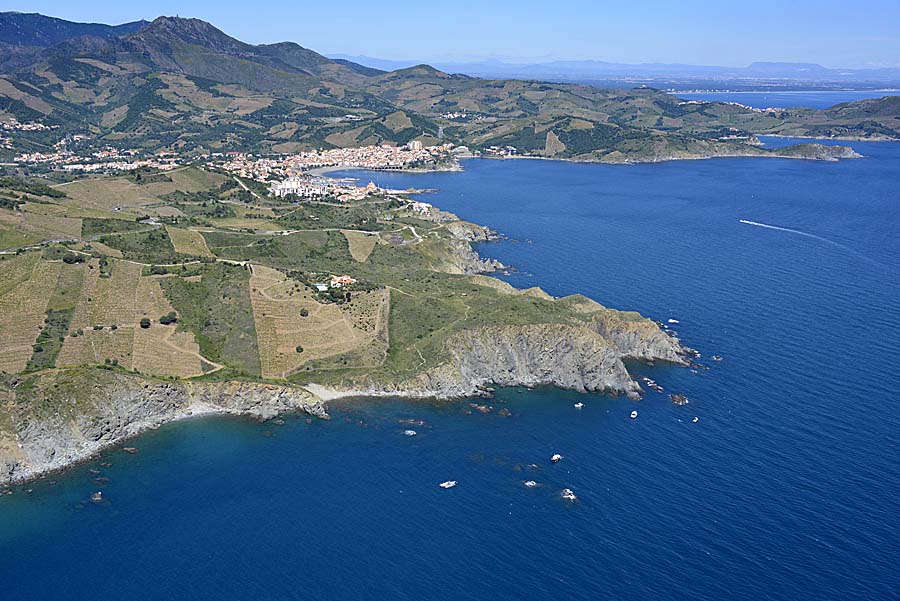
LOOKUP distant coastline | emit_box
[307,163,462,177]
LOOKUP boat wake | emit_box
[739,219,882,268]
[739,219,836,243]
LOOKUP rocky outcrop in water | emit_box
[0,372,326,486]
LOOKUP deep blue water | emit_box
[677,90,898,108]
[3,141,899,600]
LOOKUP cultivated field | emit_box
[249,266,386,378]
[56,167,226,216]
[54,258,214,377]
[59,177,164,213]
[210,217,282,231]
[342,230,378,262]
[57,327,135,369]
[131,324,211,378]
[0,259,60,373]
[69,259,144,329]
[166,226,214,257]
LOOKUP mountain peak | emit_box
[390,64,451,78]
[129,16,249,54]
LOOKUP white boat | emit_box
[550,453,563,463]
[630,410,638,419]
[668,319,680,324]
[574,402,584,409]
[692,417,700,423]
[524,480,538,488]
[403,429,417,436]
[439,480,457,489]
[560,488,577,501]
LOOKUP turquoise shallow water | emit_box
[2,136,899,600]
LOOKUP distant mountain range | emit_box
[0,11,898,163]
[330,55,900,87]
[0,12,149,47]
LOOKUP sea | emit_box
[675,89,898,109]
[2,130,899,598]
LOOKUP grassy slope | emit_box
[0,168,651,390]
[2,24,896,158]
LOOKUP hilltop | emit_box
[0,13,896,162]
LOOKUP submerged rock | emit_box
[670,394,690,405]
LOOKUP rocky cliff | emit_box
[307,311,688,402]
[0,214,690,487]
[0,371,326,486]
[436,218,505,274]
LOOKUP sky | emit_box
[8,0,900,68]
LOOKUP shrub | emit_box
[62,253,85,264]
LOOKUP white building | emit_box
[269,177,328,198]
[410,201,432,215]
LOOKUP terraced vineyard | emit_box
[0,163,670,393]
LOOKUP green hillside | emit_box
[0,14,897,161]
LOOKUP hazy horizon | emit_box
[11,1,900,70]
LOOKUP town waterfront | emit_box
[2,139,899,600]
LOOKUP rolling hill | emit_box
[0,13,897,162]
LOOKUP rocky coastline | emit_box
[483,141,862,164]
[0,212,690,488]
[0,375,326,487]
[306,319,689,403]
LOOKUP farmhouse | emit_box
[330,275,357,288]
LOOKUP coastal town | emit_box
[13,140,183,173]
[7,128,461,201]
[214,142,460,180]
[212,142,461,201]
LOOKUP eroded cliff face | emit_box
[432,217,506,274]
[443,238,505,274]
[0,304,687,486]
[414,324,644,397]
[310,313,688,402]
[0,372,326,486]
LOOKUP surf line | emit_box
[739,219,881,268]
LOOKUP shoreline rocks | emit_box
[0,374,327,487]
